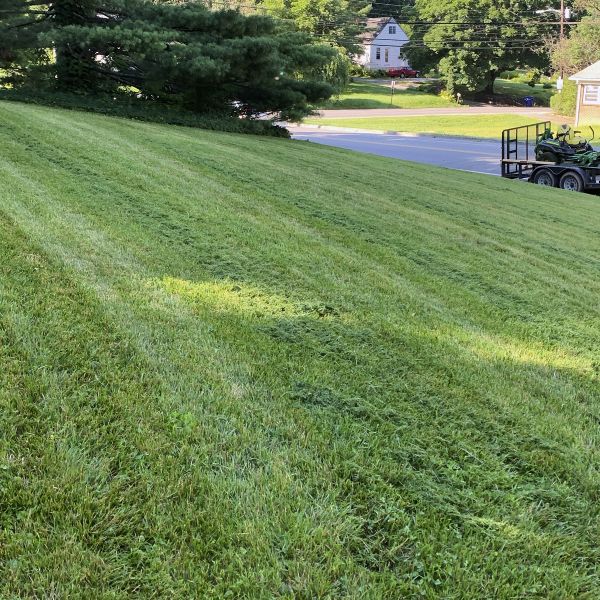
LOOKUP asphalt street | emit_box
[289,127,502,175]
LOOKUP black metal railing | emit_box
[501,121,551,178]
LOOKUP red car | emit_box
[387,67,420,78]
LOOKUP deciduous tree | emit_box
[408,0,551,95]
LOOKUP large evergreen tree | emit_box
[0,0,336,119]
[0,0,49,85]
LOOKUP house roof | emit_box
[569,60,600,82]
[360,17,395,43]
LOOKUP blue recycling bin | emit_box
[523,96,534,107]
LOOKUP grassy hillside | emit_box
[1,101,599,598]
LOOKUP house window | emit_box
[375,47,381,60]
[389,25,396,34]
[583,85,600,104]
[384,48,389,62]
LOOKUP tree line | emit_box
[0,0,346,121]
[2,0,598,119]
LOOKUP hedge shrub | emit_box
[550,79,577,117]
[0,90,290,137]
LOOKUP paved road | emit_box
[289,127,501,175]
[316,106,553,119]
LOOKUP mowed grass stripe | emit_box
[0,180,371,597]
[7,103,597,351]
[7,102,595,264]
[2,104,596,380]
[4,102,598,316]
[2,104,596,412]
[0,101,599,597]
[3,121,596,378]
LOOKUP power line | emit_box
[221,0,566,14]
[200,0,583,25]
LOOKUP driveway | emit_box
[289,127,501,175]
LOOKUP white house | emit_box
[355,17,410,71]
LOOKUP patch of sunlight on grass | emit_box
[465,331,593,376]
[467,517,525,539]
[155,277,340,320]
[418,321,593,376]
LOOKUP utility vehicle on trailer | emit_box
[501,121,600,192]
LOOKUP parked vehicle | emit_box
[387,67,420,78]
[535,124,594,163]
[501,121,600,193]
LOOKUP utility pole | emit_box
[559,0,567,81]
[536,4,569,81]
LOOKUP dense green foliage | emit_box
[407,0,552,95]
[368,0,414,19]
[0,0,336,120]
[548,0,600,119]
[255,0,416,52]
[0,88,291,135]
[1,101,600,597]
[550,0,600,79]
[256,0,369,53]
[550,78,578,117]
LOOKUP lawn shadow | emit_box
[147,273,600,583]
[152,274,600,467]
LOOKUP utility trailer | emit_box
[501,121,600,193]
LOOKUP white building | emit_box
[569,60,600,126]
[355,17,410,71]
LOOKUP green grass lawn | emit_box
[1,101,600,598]
[320,80,457,109]
[494,78,556,106]
[304,114,555,138]
[319,79,555,111]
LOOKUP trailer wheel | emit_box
[532,168,556,187]
[559,171,584,192]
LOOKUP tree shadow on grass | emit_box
[153,276,600,517]
[152,274,599,450]
[64,271,592,594]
